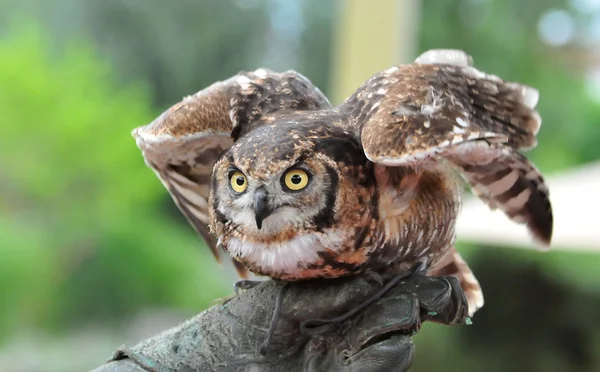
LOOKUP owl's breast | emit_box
[223,226,371,280]
[367,165,463,272]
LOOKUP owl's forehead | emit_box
[228,123,326,179]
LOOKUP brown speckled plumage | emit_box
[133,50,553,316]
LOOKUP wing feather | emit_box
[428,247,484,317]
[160,166,221,260]
[133,69,330,276]
[345,58,540,166]
[340,49,552,246]
[449,148,553,246]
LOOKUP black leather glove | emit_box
[92,274,469,372]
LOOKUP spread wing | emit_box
[133,69,331,276]
[340,49,552,246]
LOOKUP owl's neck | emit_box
[225,229,350,276]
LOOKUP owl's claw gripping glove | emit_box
[91,274,469,372]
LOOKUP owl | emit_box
[133,49,553,317]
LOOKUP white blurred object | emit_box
[537,9,575,47]
[456,161,600,251]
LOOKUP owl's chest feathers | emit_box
[368,165,462,266]
[224,227,356,278]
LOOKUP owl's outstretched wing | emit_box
[133,69,331,276]
[341,49,552,246]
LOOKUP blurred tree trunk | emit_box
[330,0,420,104]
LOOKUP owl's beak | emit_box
[253,187,272,229]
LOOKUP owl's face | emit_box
[207,119,375,276]
[212,157,337,237]
[210,125,340,239]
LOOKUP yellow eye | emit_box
[229,171,248,193]
[283,169,309,191]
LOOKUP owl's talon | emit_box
[233,280,264,296]
[411,258,429,277]
[299,263,426,336]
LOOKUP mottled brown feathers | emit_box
[135,69,330,140]
[133,69,333,274]
[427,247,484,316]
[338,53,552,250]
[344,63,541,166]
[133,49,553,317]
[452,149,553,246]
[230,69,331,139]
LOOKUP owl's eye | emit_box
[283,169,310,191]
[229,171,248,193]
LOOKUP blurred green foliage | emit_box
[0,22,229,342]
[1,0,600,371]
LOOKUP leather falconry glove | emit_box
[91,273,469,372]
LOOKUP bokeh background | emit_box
[1,0,599,371]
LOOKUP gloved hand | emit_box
[92,274,469,372]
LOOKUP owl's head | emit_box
[209,119,370,241]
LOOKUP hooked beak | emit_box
[253,187,273,229]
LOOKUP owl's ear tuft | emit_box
[229,69,332,140]
[414,49,474,67]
